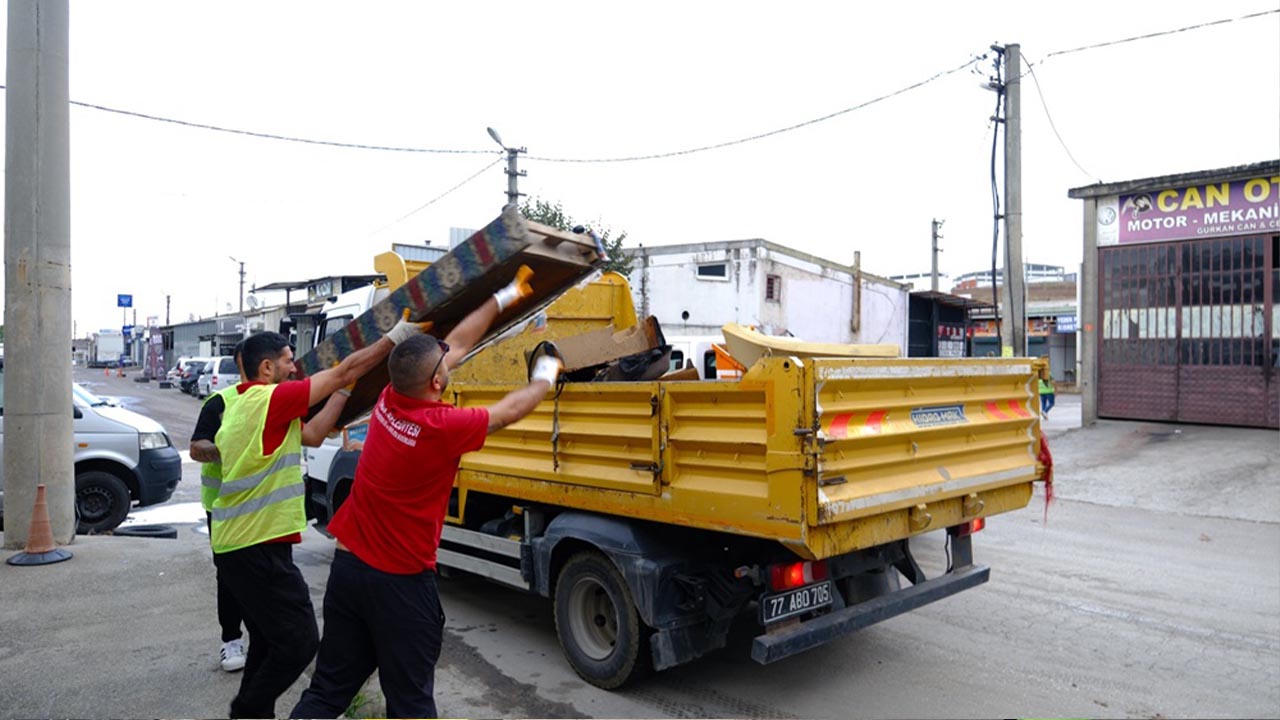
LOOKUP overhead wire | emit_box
[366,156,505,237]
[0,9,1269,165]
[1024,63,1101,184]
[1014,7,1277,186]
[57,92,497,155]
[524,56,986,163]
[1035,8,1277,64]
[988,53,1004,339]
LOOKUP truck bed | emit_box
[450,355,1043,559]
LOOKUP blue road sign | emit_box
[117,294,133,308]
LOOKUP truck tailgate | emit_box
[808,358,1040,532]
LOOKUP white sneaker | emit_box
[220,639,246,672]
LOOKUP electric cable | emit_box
[59,93,497,155]
[989,53,1004,340]
[1024,63,1102,183]
[1036,8,1277,64]
[366,156,504,236]
[525,57,986,163]
[0,10,1268,162]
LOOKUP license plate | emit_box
[760,580,834,624]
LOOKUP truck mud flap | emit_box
[751,563,989,665]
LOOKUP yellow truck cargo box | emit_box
[451,354,1043,560]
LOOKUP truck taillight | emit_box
[211,376,218,386]
[768,559,829,591]
[949,517,985,537]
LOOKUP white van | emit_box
[0,376,182,534]
[196,356,239,399]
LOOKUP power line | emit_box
[526,56,987,163]
[1036,8,1277,64]
[1,8,1271,162]
[45,90,496,155]
[367,156,504,237]
[1025,63,1101,183]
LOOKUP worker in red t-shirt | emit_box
[292,267,560,720]
[194,315,431,720]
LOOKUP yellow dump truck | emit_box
[303,260,1051,689]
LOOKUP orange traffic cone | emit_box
[6,484,73,566]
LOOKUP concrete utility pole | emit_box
[229,256,245,313]
[4,0,74,548]
[165,294,171,325]
[930,218,944,292]
[851,250,862,336]
[1000,43,1027,357]
[486,127,526,208]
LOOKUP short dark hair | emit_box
[232,340,245,362]
[241,332,290,381]
[388,334,442,394]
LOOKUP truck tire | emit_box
[554,551,649,689]
[75,470,131,535]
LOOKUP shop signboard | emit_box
[1097,175,1280,246]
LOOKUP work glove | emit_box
[530,355,562,387]
[330,361,357,398]
[494,265,535,312]
[386,309,435,345]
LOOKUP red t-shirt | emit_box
[235,379,311,544]
[328,385,489,574]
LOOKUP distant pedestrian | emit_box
[193,318,428,719]
[291,268,555,720]
[1039,376,1056,416]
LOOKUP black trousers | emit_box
[214,542,319,719]
[207,513,243,643]
[291,549,445,720]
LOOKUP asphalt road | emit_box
[73,369,1280,719]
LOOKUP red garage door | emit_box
[1099,235,1276,428]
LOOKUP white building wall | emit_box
[630,242,909,352]
[858,277,909,348]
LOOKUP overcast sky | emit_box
[2,0,1277,337]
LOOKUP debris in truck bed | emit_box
[552,316,665,373]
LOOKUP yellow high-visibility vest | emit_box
[209,384,305,553]
[199,387,242,513]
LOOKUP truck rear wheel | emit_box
[75,470,131,534]
[554,551,649,689]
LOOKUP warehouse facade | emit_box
[1069,160,1279,429]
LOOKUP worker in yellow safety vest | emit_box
[189,315,429,719]
[191,342,354,675]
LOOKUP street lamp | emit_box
[486,126,526,208]
[228,256,246,314]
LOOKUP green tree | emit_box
[520,197,634,278]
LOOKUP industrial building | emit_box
[1069,160,1279,429]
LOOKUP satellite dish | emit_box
[246,295,262,310]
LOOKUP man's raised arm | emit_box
[306,312,432,406]
[442,265,534,370]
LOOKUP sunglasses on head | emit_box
[428,339,451,381]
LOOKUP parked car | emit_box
[202,355,239,398]
[178,357,210,395]
[195,356,238,399]
[0,377,182,534]
[167,356,198,386]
